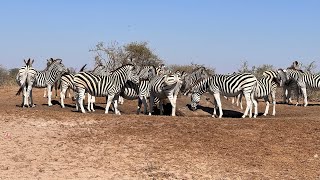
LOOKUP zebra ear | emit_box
[24,59,27,65]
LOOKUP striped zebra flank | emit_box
[280,68,305,105]
[188,73,258,118]
[296,71,320,106]
[32,58,67,106]
[149,72,183,116]
[73,64,139,114]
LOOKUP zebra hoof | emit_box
[242,115,246,118]
[211,115,216,118]
[263,113,267,116]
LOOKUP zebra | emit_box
[149,72,183,116]
[32,58,68,106]
[280,68,304,105]
[73,64,140,114]
[119,65,160,114]
[15,58,37,107]
[295,71,320,107]
[59,64,87,108]
[238,70,286,116]
[43,59,60,98]
[180,66,210,95]
[187,73,258,118]
[60,63,109,110]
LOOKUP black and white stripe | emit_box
[16,58,37,107]
[188,73,258,118]
[149,73,183,116]
[73,64,139,114]
[32,58,67,106]
[296,71,320,106]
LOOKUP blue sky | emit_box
[0,0,319,73]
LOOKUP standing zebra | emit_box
[32,58,68,106]
[149,72,183,116]
[16,58,37,107]
[119,65,159,114]
[73,64,139,114]
[60,64,88,108]
[295,71,320,106]
[188,73,258,118]
[238,70,286,116]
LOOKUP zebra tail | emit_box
[16,79,27,96]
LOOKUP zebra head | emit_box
[138,66,156,80]
[277,69,288,87]
[47,58,68,76]
[125,64,140,84]
[190,92,201,111]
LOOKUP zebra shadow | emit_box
[187,104,244,118]
[42,100,61,106]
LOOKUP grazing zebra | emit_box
[15,58,37,107]
[280,68,304,105]
[73,64,139,114]
[188,73,258,118]
[180,66,210,95]
[295,71,320,106]
[149,72,183,116]
[32,58,68,106]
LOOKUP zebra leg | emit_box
[249,92,258,118]
[212,97,217,118]
[91,96,96,112]
[60,87,67,108]
[159,100,164,115]
[142,97,149,115]
[137,97,142,114]
[43,88,47,98]
[105,95,115,114]
[301,87,308,107]
[213,93,223,118]
[118,96,124,105]
[148,95,155,116]
[47,85,53,106]
[242,93,252,118]
[30,89,35,107]
[87,93,92,112]
[23,86,29,107]
[263,96,270,116]
[78,89,86,113]
[167,95,177,116]
[271,91,276,116]
[113,96,121,115]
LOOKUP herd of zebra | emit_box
[16,58,320,118]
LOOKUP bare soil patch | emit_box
[0,86,319,179]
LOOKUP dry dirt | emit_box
[0,86,319,179]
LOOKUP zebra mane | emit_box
[184,77,208,95]
[111,63,135,73]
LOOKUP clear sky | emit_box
[0,0,319,73]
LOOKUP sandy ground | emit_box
[0,86,319,179]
